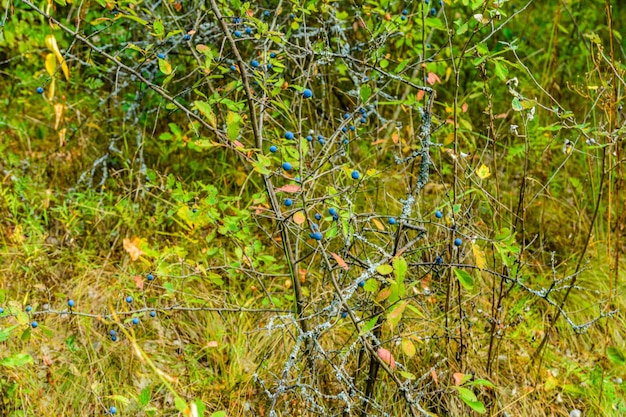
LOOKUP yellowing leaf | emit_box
[376,264,393,275]
[372,218,384,231]
[401,339,416,357]
[193,101,216,128]
[331,252,349,271]
[123,237,144,261]
[293,211,305,225]
[45,53,56,76]
[472,243,486,270]
[158,57,172,75]
[45,34,69,81]
[476,163,491,179]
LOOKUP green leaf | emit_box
[454,268,474,290]
[0,325,17,342]
[387,300,407,329]
[139,386,151,406]
[361,85,371,102]
[393,256,407,298]
[607,347,625,365]
[210,412,226,417]
[362,279,378,292]
[0,353,33,368]
[376,264,393,275]
[360,315,379,335]
[174,396,188,413]
[494,60,508,81]
[152,19,165,38]
[512,97,523,111]
[466,378,496,388]
[158,58,172,75]
[226,111,242,141]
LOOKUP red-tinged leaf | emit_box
[416,89,425,101]
[331,252,349,270]
[293,211,306,225]
[377,348,396,369]
[276,184,302,193]
[427,72,441,86]
[234,140,244,148]
[431,369,439,385]
[453,372,466,386]
[376,287,392,302]
[134,275,144,290]
[462,102,469,112]
[123,237,144,261]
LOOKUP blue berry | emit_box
[318,138,325,145]
[351,170,360,180]
[110,330,116,337]
[310,231,323,241]
[36,87,44,94]
[234,30,242,37]
[314,213,321,220]
[401,15,406,21]
[358,281,365,288]
[31,321,38,328]
[150,311,157,318]
[388,217,397,225]
[342,139,349,145]
[343,113,350,119]
[68,299,75,308]
[328,208,337,216]
[402,9,409,15]
[251,59,259,68]
[126,296,133,303]
[424,0,429,3]
[147,273,154,281]
[359,107,366,114]
[284,131,294,140]
[132,317,140,325]
[332,214,339,221]
[110,406,117,415]
[349,125,355,131]
[303,88,313,98]
[284,198,293,207]
[0,308,4,314]
[306,135,313,141]
[230,64,237,71]
[341,311,347,318]
[266,64,272,69]
[192,208,197,213]
[454,238,462,247]
[282,162,292,171]
[111,335,117,342]
[264,10,270,17]
[317,134,324,141]
[270,52,277,58]
[269,145,278,153]
[157,53,165,59]
[435,210,443,219]
[341,126,347,133]
[360,117,367,123]
[183,33,191,40]
[435,256,443,265]
[244,27,252,34]
[25,305,32,312]
[311,223,319,231]
[233,17,241,24]
[440,0,444,5]
[430,7,437,16]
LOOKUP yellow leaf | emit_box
[476,163,491,179]
[376,264,393,275]
[372,218,384,231]
[45,34,69,80]
[472,243,486,270]
[45,53,56,76]
[401,339,416,357]
[123,237,144,261]
[54,103,64,130]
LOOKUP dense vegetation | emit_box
[1,0,625,416]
